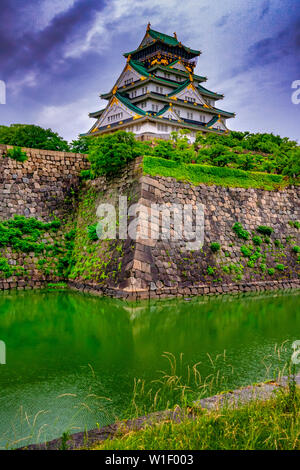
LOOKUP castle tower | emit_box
[85,25,235,141]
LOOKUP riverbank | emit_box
[20,375,300,450]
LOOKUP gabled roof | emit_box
[205,116,219,128]
[124,27,200,57]
[197,84,223,99]
[115,92,146,116]
[130,60,149,77]
[167,79,191,97]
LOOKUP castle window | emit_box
[152,104,159,112]
[108,112,123,123]
[141,86,148,94]
[157,123,169,132]
[185,96,196,103]
[125,79,132,86]
[187,112,193,120]
[156,86,163,94]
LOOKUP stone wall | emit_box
[0,145,89,291]
[68,159,300,300]
[0,149,299,299]
[0,144,89,221]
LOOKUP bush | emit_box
[210,242,221,253]
[292,245,300,254]
[233,223,250,240]
[5,146,28,162]
[87,224,99,241]
[275,264,286,271]
[88,131,147,177]
[257,226,274,236]
[252,236,262,246]
[241,245,253,257]
[268,268,275,275]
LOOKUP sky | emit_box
[0,0,299,142]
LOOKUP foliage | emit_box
[94,390,300,450]
[240,245,253,257]
[0,215,61,254]
[275,264,286,271]
[87,224,99,241]
[5,146,28,162]
[143,156,287,190]
[289,221,300,230]
[210,242,221,253]
[233,223,250,240]
[252,236,262,246]
[268,268,275,275]
[69,136,90,153]
[0,124,70,151]
[194,131,299,177]
[292,246,300,254]
[87,131,150,177]
[257,226,274,236]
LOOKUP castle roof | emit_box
[124,27,201,58]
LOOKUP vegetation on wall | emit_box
[0,215,75,279]
[4,146,28,162]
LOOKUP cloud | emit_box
[215,14,229,28]
[260,0,271,20]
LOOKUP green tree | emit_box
[70,135,91,153]
[0,124,70,151]
[88,131,146,177]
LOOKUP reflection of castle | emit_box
[86,24,235,141]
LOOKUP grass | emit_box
[91,390,300,450]
[143,156,295,190]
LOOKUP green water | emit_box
[0,290,299,448]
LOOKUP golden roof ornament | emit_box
[147,22,151,31]
[173,32,177,40]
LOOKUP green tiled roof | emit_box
[156,105,170,116]
[116,92,146,115]
[213,106,235,117]
[130,60,149,77]
[197,84,223,99]
[89,109,105,118]
[167,79,190,97]
[124,28,200,57]
[206,116,219,128]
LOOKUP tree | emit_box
[88,131,146,177]
[0,124,70,151]
[69,135,91,153]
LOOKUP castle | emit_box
[86,24,235,141]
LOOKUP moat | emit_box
[0,289,299,448]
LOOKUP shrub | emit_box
[268,268,275,275]
[292,245,300,254]
[87,224,98,241]
[5,146,28,162]
[88,131,147,177]
[275,264,286,271]
[210,242,221,253]
[252,236,262,246]
[80,169,93,180]
[207,266,216,276]
[241,245,253,257]
[257,226,274,236]
[233,223,250,240]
